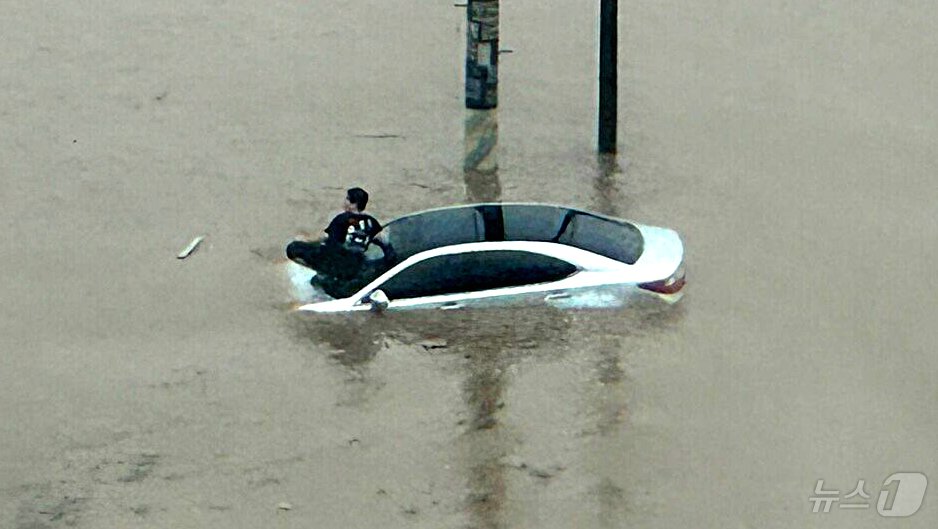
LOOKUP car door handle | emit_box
[544,292,571,301]
[440,302,465,310]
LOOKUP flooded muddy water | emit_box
[2,1,936,528]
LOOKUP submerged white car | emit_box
[291,203,685,313]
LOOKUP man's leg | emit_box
[286,240,325,269]
[329,249,365,280]
[287,240,351,278]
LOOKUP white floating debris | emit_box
[177,236,205,259]
[417,338,448,351]
[277,502,293,511]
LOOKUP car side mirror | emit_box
[367,290,389,312]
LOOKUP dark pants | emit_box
[286,240,362,280]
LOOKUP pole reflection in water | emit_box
[579,308,685,526]
[292,308,572,528]
[588,330,631,528]
[461,341,507,529]
[461,105,506,525]
[589,153,632,526]
[593,152,624,217]
[453,310,571,529]
[289,315,390,408]
[464,108,501,202]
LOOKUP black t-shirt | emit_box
[324,212,382,250]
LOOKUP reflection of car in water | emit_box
[291,203,685,313]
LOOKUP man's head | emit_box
[344,187,369,212]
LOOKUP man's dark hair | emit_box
[347,187,369,211]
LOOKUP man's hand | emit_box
[372,237,396,263]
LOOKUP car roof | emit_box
[383,203,644,265]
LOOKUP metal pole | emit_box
[598,0,617,153]
[465,0,499,109]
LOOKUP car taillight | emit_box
[639,262,686,294]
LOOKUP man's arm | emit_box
[370,235,396,264]
[324,213,348,243]
[368,216,383,237]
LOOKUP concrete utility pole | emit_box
[598,0,617,153]
[463,0,500,202]
[465,0,499,109]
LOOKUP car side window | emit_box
[379,250,577,300]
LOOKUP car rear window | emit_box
[503,206,644,264]
[556,213,644,264]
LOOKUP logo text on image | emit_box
[810,472,927,517]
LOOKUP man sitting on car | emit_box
[286,187,390,285]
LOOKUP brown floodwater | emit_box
[2,1,936,528]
